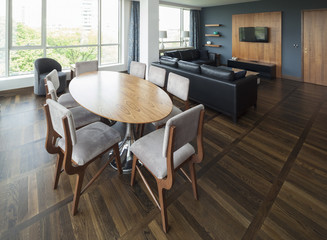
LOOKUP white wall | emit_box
[139,0,159,77]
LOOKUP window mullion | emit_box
[5,0,10,77]
[98,0,101,65]
[42,0,47,57]
[118,0,122,64]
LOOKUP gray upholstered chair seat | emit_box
[58,122,121,166]
[58,93,79,109]
[130,128,195,179]
[152,105,181,127]
[70,106,101,129]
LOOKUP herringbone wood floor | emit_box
[0,78,327,239]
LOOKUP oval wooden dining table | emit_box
[69,71,173,173]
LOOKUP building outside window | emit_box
[0,0,121,78]
[159,6,190,49]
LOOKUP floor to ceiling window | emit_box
[0,0,121,77]
[159,6,190,49]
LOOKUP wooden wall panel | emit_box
[232,12,282,78]
[303,10,327,86]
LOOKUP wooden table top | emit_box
[69,71,173,124]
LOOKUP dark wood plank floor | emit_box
[0,78,327,240]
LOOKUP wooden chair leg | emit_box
[113,144,122,174]
[189,162,198,200]
[53,152,64,189]
[158,186,168,233]
[72,171,85,215]
[130,155,138,186]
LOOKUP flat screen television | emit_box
[239,27,268,42]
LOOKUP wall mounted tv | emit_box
[239,27,269,42]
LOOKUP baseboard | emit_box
[281,74,302,82]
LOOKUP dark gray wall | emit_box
[201,0,327,78]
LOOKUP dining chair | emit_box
[46,80,101,129]
[45,69,79,109]
[148,65,166,88]
[75,60,98,77]
[137,65,167,137]
[44,99,122,215]
[34,57,66,95]
[152,72,190,129]
[130,61,146,79]
[130,104,205,233]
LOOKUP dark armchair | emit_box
[34,58,66,95]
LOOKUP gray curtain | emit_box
[128,1,140,72]
[190,10,200,49]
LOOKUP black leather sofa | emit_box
[163,49,218,66]
[152,58,258,122]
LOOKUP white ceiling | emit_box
[161,0,260,8]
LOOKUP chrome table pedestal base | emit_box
[110,123,135,173]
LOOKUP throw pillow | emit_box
[234,70,247,80]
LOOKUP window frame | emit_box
[159,5,190,48]
[1,0,121,78]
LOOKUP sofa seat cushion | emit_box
[160,56,179,67]
[201,64,234,81]
[58,122,121,166]
[130,128,195,179]
[178,60,201,73]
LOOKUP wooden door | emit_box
[303,10,327,86]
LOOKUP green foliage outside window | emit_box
[9,23,98,76]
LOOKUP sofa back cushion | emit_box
[178,60,201,73]
[217,66,247,80]
[191,50,200,59]
[164,50,180,59]
[200,64,234,81]
[199,50,209,60]
[179,50,194,61]
[160,56,179,67]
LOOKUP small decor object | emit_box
[181,31,189,47]
[207,41,212,45]
[159,31,167,49]
[213,31,219,35]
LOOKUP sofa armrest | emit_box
[234,75,258,119]
[208,52,216,62]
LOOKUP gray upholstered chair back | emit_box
[45,69,60,91]
[130,61,146,79]
[46,99,77,145]
[162,104,204,157]
[46,81,58,101]
[167,72,190,101]
[75,60,98,76]
[148,66,166,88]
[35,58,62,74]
